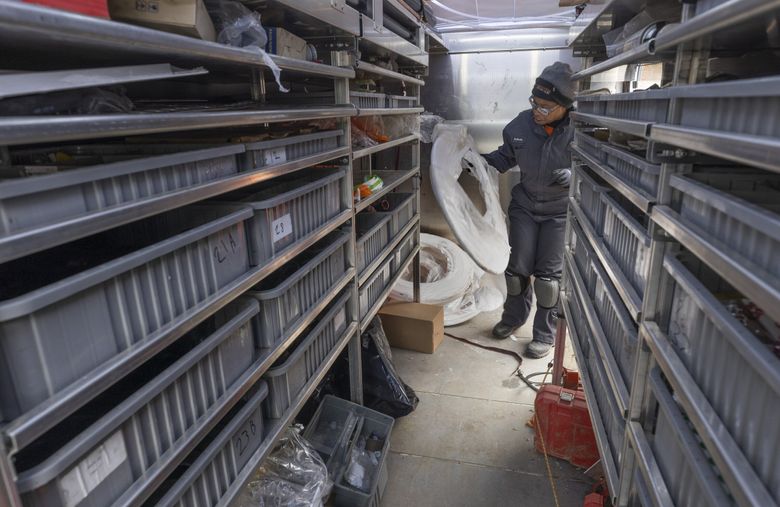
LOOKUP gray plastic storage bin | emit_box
[9,142,196,166]
[670,76,780,139]
[670,172,780,285]
[241,130,343,170]
[15,300,260,507]
[247,231,351,349]
[569,220,597,298]
[306,395,394,507]
[563,258,592,361]
[601,143,661,198]
[590,255,638,388]
[350,91,385,109]
[663,253,780,503]
[0,145,243,245]
[648,371,733,507]
[574,130,608,164]
[573,166,610,235]
[154,385,269,507]
[601,193,651,300]
[628,463,654,507]
[303,397,361,475]
[0,205,252,425]
[264,290,353,419]
[576,90,671,124]
[385,95,417,108]
[376,192,416,236]
[359,254,394,320]
[393,227,417,269]
[587,346,625,469]
[224,168,347,266]
[356,213,392,276]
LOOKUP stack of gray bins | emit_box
[566,1,780,505]
[0,125,355,507]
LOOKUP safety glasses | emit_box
[529,96,560,116]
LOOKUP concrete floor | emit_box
[380,309,591,507]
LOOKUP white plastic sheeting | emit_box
[392,233,502,326]
[430,123,510,274]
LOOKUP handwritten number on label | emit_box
[234,419,257,457]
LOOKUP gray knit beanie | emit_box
[532,62,575,108]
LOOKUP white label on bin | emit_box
[271,214,293,243]
[263,148,287,166]
[59,432,128,507]
[333,308,346,332]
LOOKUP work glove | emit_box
[551,168,571,187]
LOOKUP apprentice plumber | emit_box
[482,62,575,359]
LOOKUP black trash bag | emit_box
[361,316,419,418]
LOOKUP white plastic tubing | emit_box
[430,123,510,274]
[392,233,502,326]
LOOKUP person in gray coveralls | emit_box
[481,62,575,358]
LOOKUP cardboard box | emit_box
[265,27,308,60]
[378,303,444,354]
[109,0,216,41]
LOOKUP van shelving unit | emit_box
[567,0,780,506]
[256,0,443,69]
[0,1,422,505]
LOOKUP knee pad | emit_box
[534,276,560,309]
[505,270,531,296]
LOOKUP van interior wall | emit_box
[420,34,577,238]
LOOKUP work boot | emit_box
[492,321,517,340]
[525,340,553,359]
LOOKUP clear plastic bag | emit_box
[344,437,382,492]
[383,114,421,139]
[0,87,134,116]
[351,116,388,143]
[239,427,332,507]
[205,0,288,92]
[420,113,444,143]
[351,122,379,150]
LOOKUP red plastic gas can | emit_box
[24,0,109,18]
[534,385,599,468]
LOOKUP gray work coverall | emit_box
[483,110,573,344]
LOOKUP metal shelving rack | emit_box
[566,1,780,506]
[0,0,425,504]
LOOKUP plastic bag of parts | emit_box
[351,122,379,150]
[352,117,388,143]
[430,123,510,274]
[0,87,134,116]
[239,426,332,507]
[345,434,385,492]
[383,114,421,139]
[391,233,502,326]
[419,113,444,143]
[205,0,288,92]
[361,317,419,418]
